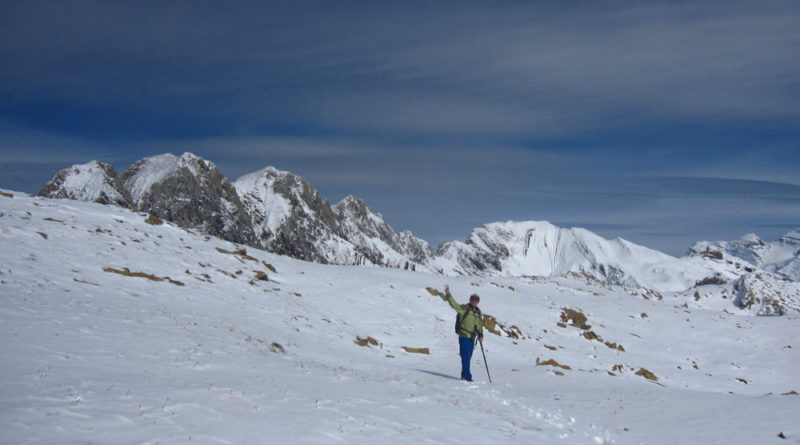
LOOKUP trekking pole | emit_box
[474,329,492,383]
[479,340,492,383]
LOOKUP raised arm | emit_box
[444,285,465,314]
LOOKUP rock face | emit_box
[333,195,434,270]
[117,153,256,246]
[39,161,131,207]
[234,168,433,269]
[234,167,359,264]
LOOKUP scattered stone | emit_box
[560,308,590,330]
[102,266,184,286]
[583,330,601,341]
[402,346,430,355]
[635,368,658,382]
[145,214,163,225]
[355,336,379,347]
[254,271,268,281]
[425,287,447,301]
[270,342,285,354]
[537,358,572,370]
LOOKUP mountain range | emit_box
[39,152,799,315]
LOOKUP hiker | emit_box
[445,284,484,382]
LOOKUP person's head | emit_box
[469,294,480,307]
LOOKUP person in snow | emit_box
[445,284,484,382]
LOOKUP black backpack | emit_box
[455,305,481,335]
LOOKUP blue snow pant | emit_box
[459,336,475,380]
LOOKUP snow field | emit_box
[1,191,798,444]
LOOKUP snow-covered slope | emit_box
[2,190,798,444]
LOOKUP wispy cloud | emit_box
[3,2,798,139]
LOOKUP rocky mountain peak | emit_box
[39,160,131,207]
[116,153,256,246]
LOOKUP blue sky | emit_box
[2,1,799,255]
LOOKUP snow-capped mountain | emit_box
[234,167,433,269]
[39,160,130,206]
[41,153,257,246]
[234,166,361,265]
[429,221,800,315]
[431,221,710,292]
[118,153,256,246]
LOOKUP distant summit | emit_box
[430,221,703,291]
[690,229,800,281]
[39,160,130,207]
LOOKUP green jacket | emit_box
[446,292,484,339]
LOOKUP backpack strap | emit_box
[460,305,481,336]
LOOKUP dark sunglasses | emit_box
[470,295,480,302]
